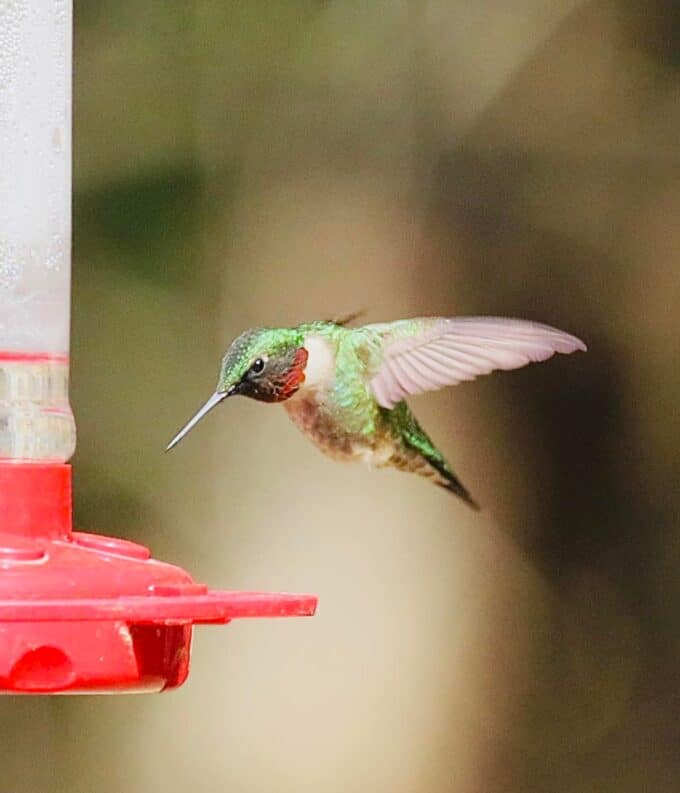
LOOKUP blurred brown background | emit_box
[3,1,680,791]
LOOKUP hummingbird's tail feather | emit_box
[385,401,480,510]
[427,457,480,510]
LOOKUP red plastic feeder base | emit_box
[0,464,316,694]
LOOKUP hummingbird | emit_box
[166,313,585,508]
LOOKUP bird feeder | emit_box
[0,1,316,694]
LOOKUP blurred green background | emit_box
[4,1,680,791]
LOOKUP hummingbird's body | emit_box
[282,324,471,499]
[167,314,586,508]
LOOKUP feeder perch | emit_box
[0,3,316,694]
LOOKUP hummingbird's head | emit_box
[166,327,308,450]
[217,327,308,402]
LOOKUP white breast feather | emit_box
[298,334,335,392]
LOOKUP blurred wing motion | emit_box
[368,317,586,409]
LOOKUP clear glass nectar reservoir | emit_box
[0,2,75,460]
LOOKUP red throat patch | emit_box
[279,347,308,400]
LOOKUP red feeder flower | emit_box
[0,464,316,693]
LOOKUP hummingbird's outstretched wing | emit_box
[366,317,586,409]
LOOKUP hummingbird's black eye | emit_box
[250,358,265,375]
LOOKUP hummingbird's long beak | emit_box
[165,388,232,452]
